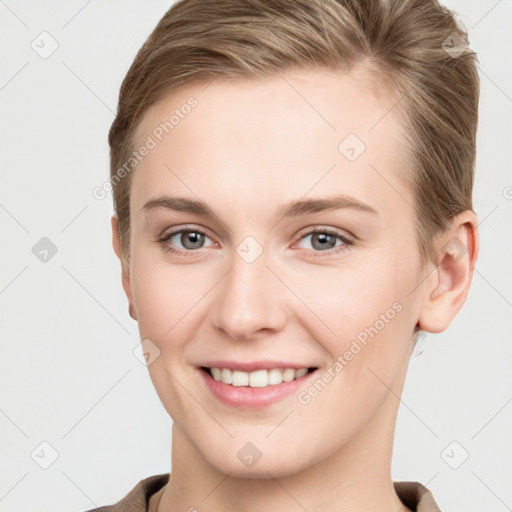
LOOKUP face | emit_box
[119,66,429,478]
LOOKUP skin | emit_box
[111,66,479,512]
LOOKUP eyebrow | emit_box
[142,194,378,223]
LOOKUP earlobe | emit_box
[417,212,479,333]
[128,303,137,321]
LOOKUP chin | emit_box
[211,456,309,480]
[197,437,316,479]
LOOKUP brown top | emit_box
[84,473,441,512]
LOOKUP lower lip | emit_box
[198,368,317,409]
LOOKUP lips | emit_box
[197,361,319,409]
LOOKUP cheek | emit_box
[133,275,175,339]
[295,261,411,389]
[287,259,402,338]
[130,254,203,417]
[129,246,207,337]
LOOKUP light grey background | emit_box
[1,1,511,510]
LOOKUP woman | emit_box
[90,0,479,510]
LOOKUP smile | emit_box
[205,367,311,387]
[198,364,318,409]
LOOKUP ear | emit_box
[111,214,137,321]
[417,210,479,333]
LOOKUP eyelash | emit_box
[158,225,354,258]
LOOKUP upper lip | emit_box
[199,360,318,372]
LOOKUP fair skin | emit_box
[111,66,478,512]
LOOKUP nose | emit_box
[210,246,288,341]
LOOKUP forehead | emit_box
[130,66,412,219]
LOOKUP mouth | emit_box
[199,366,317,387]
[197,365,319,409]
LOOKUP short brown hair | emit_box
[108,0,479,271]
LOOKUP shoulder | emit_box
[394,481,441,512]
[83,473,170,512]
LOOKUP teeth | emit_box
[208,367,311,387]
[295,368,308,378]
[268,368,283,385]
[232,370,249,386]
[249,369,267,388]
[221,368,232,384]
[282,368,295,382]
